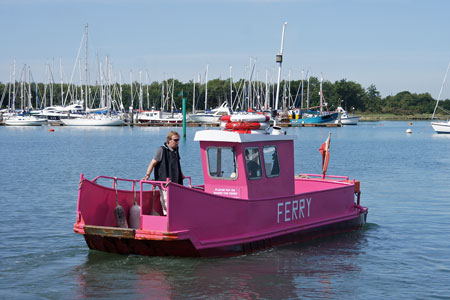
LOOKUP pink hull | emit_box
[74,174,367,257]
[82,214,366,257]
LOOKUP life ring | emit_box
[221,114,269,122]
[221,115,231,122]
[225,121,270,130]
[230,114,269,122]
[225,129,267,134]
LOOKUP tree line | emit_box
[1,77,449,116]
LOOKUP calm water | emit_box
[1,121,449,299]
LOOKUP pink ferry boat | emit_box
[74,124,368,257]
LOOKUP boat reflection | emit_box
[432,133,450,139]
[74,229,369,299]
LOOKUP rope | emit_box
[114,177,119,205]
[163,179,172,189]
[418,123,433,134]
[78,178,85,190]
[436,106,450,117]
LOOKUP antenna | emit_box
[274,22,287,112]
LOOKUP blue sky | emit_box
[1,0,450,99]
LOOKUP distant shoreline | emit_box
[358,113,442,121]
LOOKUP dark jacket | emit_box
[154,143,183,184]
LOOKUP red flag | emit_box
[319,133,331,178]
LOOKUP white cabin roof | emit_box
[194,129,294,143]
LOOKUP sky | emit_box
[1,0,450,99]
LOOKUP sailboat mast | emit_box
[205,64,208,111]
[274,22,287,111]
[8,72,12,110]
[139,70,143,111]
[432,61,450,119]
[301,70,304,109]
[84,24,89,110]
[192,74,196,114]
[248,57,252,110]
[306,72,310,110]
[319,74,323,115]
[230,65,233,107]
[265,69,269,110]
[28,66,32,109]
[119,71,123,111]
[20,66,24,111]
[12,60,16,111]
[60,58,64,107]
[79,58,83,103]
[145,70,150,110]
[130,71,134,109]
[171,78,175,114]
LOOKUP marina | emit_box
[1,1,450,298]
[1,121,449,298]
[0,118,344,127]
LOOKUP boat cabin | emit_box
[194,130,295,199]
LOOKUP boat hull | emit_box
[188,114,221,124]
[431,121,450,134]
[341,116,360,125]
[291,112,339,125]
[74,175,368,257]
[62,117,124,126]
[5,117,46,126]
[81,212,366,257]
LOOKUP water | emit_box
[1,122,449,299]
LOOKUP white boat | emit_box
[188,102,232,124]
[431,62,450,134]
[36,102,86,125]
[431,120,450,134]
[61,114,124,126]
[137,110,183,124]
[4,115,46,126]
[335,107,360,125]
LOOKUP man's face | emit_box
[168,135,180,149]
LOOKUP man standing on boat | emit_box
[143,131,184,184]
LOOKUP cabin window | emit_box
[207,147,237,180]
[263,146,280,177]
[244,147,262,180]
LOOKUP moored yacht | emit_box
[61,114,124,126]
[335,106,360,125]
[188,102,233,124]
[4,114,46,126]
[137,109,183,124]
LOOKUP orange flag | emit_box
[319,133,331,178]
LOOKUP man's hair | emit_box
[166,131,180,143]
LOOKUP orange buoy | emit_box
[409,122,413,125]
[49,129,55,132]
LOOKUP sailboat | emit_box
[431,62,450,134]
[61,114,124,126]
[4,64,46,126]
[62,25,124,127]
